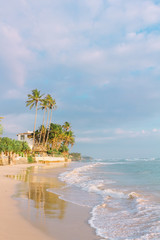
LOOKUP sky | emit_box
[1,0,160,159]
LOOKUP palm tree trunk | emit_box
[8,152,11,165]
[45,107,53,146]
[43,108,49,146]
[33,101,38,148]
[0,152,3,165]
[39,109,46,145]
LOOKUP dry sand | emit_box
[0,164,54,240]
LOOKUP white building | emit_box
[17,131,33,149]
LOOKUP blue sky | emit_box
[1,0,160,159]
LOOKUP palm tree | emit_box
[0,125,2,136]
[38,98,48,145]
[45,96,57,146]
[48,123,63,150]
[26,89,43,148]
[63,130,75,149]
[0,117,4,136]
[62,122,71,132]
[42,94,51,145]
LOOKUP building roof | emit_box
[17,131,33,136]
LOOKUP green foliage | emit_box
[59,144,69,153]
[49,122,75,152]
[26,90,75,157]
[45,94,56,110]
[34,121,75,155]
[47,149,54,155]
[27,155,34,163]
[21,141,31,153]
[0,137,31,154]
[0,124,3,135]
[0,137,13,153]
[26,89,44,110]
[70,152,81,161]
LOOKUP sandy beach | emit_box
[0,163,99,240]
[0,164,54,240]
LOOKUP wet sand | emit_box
[0,163,99,240]
[0,164,53,240]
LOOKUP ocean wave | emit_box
[89,192,160,240]
[58,162,160,239]
[59,162,106,185]
[125,157,160,162]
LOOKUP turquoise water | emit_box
[49,158,160,239]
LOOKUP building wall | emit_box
[17,134,33,149]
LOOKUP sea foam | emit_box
[57,161,160,239]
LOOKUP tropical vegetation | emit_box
[26,89,75,158]
[26,89,44,147]
[70,152,82,161]
[0,137,30,164]
[0,124,2,136]
[0,89,76,164]
[0,117,3,136]
[34,122,75,157]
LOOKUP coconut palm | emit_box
[0,117,4,136]
[0,124,2,136]
[63,130,75,149]
[42,94,51,145]
[48,123,63,150]
[62,122,71,132]
[38,98,48,145]
[26,89,43,148]
[45,96,57,146]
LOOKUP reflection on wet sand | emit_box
[7,164,100,240]
[7,165,68,221]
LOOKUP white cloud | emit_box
[2,113,35,136]
[1,0,160,86]
[0,22,32,87]
[3,89,25,99]
[76,127,160,143]
[152,128,160,133]
[76,136,114,143]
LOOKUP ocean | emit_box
[47,157,160,240]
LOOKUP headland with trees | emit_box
[0,89,77,164]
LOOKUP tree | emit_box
[63,130,75,149]
[45,95,56,146]
[26,89,44,148]
[0,138,31,165]
[62,122,75,149]
[38,98,48,145]
[70,153,81,161]
[0,124,2,136]
[48,123,63,150]
[49,122,75,153]
[0,137,13,164]
[43,94,51,145]
[21,141,31,154]
[0,117,4,136]
[62,122,71,131]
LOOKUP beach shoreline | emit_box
[0,163,54,240]
[0,163,99,240]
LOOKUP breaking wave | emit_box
[56,161,160,239]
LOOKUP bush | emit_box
[47,149,54,155]
[59,145,69,153]
[70,152,81,161]
[27,155,34,163]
